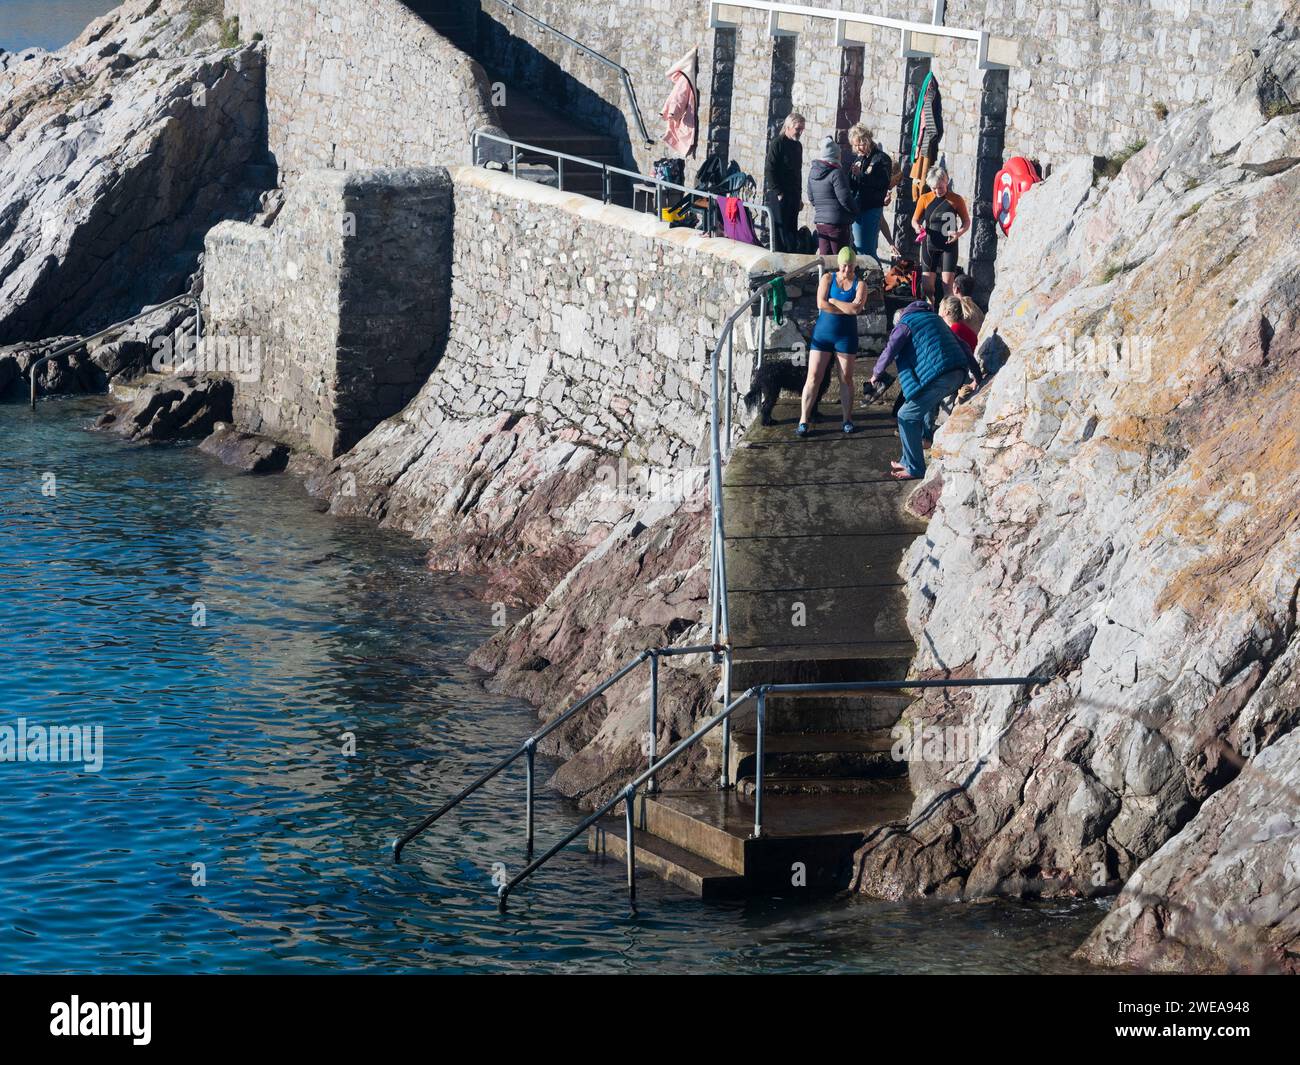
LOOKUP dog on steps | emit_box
[743,358,833,426]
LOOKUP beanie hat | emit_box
[819,136,839,163]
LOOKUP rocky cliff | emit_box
[0,0,268,345]
[851,11,1300,973]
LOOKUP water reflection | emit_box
[0,398,1103,973]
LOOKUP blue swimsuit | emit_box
[810,273,860,354]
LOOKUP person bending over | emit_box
[868,299,973,479]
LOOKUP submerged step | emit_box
[587,820,745,898]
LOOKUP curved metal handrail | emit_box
[497,675,1052,908]
[391,643,718,863]
[27,293,202,410]
[486,0,654,145]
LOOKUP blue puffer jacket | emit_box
[873,300,971,399]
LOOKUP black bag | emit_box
[653,158,685,186]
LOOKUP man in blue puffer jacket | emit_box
[868,300,973,480]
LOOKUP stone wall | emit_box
[224,0,502,177]
[433,165,784,469]
[203,168,452,456]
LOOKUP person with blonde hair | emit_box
[847,123,894,260]
[912,163,970,300]
[764,112,805,252]
[798,246,868,437]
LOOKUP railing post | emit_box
[602,165,610,204]
[757,289,767,370]
[511,144,518,179]
[725,328,734,453]
[720,649,733,789]
[624,785,637,901]
[557,155,564,192]
[647,651,659,795]
[655,181,662,218]
[524,739,536,857]
[752,689,766,839]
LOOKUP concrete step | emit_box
[587,819,746,898]
[729,689,914,733]
[729,729,904,781]
[625,788,911,891]
[727,584,912,647]
[725,534,917,593]
[737,775,912,797]
[729,643,914,688]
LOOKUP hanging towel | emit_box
[718,195,759,245]
[661,48,699,158]
[767,276,787,327]
[909,73,945,200]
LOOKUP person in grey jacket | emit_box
[806,136,857,255]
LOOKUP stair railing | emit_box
[485,0,654,146]
[496,674,1051,909]
[469,128,776,249]
[27,293,202,410]
[391,642,719,864]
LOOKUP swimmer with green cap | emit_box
[798,241,869,437]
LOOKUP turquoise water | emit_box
[0,397,1104,973]
[0,0,121,52]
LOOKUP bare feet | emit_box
[890,461,907,471]
[891,469,920,480]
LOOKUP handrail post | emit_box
[724,328,734,454]
[720,647,733,789]
[602,165,610,204]
[647,651,660,795]
[557,155,564,192]
[511,143,518,179]
[524,738,536,857]
[623,785,637,901]
[751,688,766,839]
[757,289,766,370]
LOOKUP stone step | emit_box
[635,792,745,873]
[724,480,925,537]
[587,820,746,898]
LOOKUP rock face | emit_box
[850,13,1300,972]
[0,0,269,344]
[98,374,234,441]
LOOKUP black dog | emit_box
[743,358,833,426]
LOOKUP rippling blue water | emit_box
[0,398,1104,973]
[0,0,121,52]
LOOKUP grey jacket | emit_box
[806,159,857,226]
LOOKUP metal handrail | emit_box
[486,0,654,145]
[27,293,202,410]
[497,674,1051,908]
[470,128,776,250]
[391,642,718,863]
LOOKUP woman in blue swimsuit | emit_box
[799,245,868,435]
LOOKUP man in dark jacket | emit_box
[869,300,974,479]
[763,112,804,253]
[806,137,857,255]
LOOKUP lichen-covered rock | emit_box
[0,0,269,343]
[851,10,1300,972]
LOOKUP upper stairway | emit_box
[402,0,634,205]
